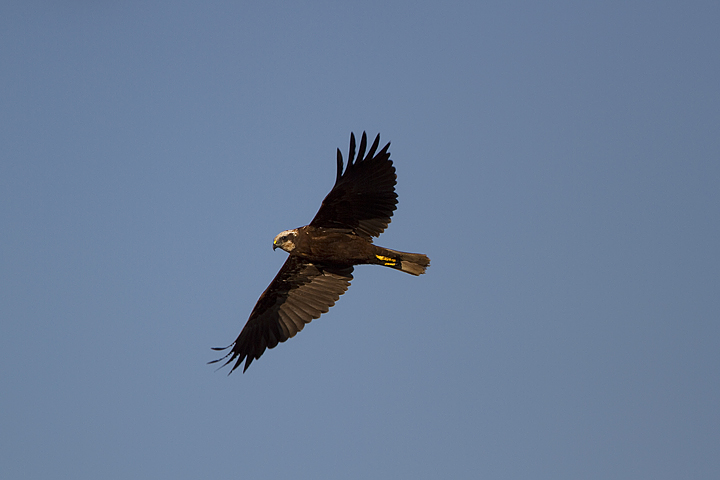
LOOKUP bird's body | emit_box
[273,225,428,274]
[275,226,375,263]
[212,132,430,373]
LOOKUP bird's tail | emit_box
[373,247,430,276]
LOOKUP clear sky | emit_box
[2,1,719,479]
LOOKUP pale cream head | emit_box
[272,229,299,252]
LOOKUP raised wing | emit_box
[310,132,397,239]
[211,256,353,373]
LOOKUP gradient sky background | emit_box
[2,2,719,479]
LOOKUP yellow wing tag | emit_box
[376,254,397,266]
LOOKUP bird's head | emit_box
[273,229,299,252]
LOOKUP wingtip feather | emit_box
[336,148,343,184]
[367,133,380,159]
[358,132,367,162]
[348,132,356,166]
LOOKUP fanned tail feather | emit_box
[375,248,430,276]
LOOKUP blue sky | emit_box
[2,1,719,478]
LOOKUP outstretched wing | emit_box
[310,132,397,239]
[211,256,353,373]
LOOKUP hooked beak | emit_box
[273,243,278,251]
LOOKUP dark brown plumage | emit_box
[211,132,430,373]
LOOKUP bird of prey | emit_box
[211,132,430,373]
